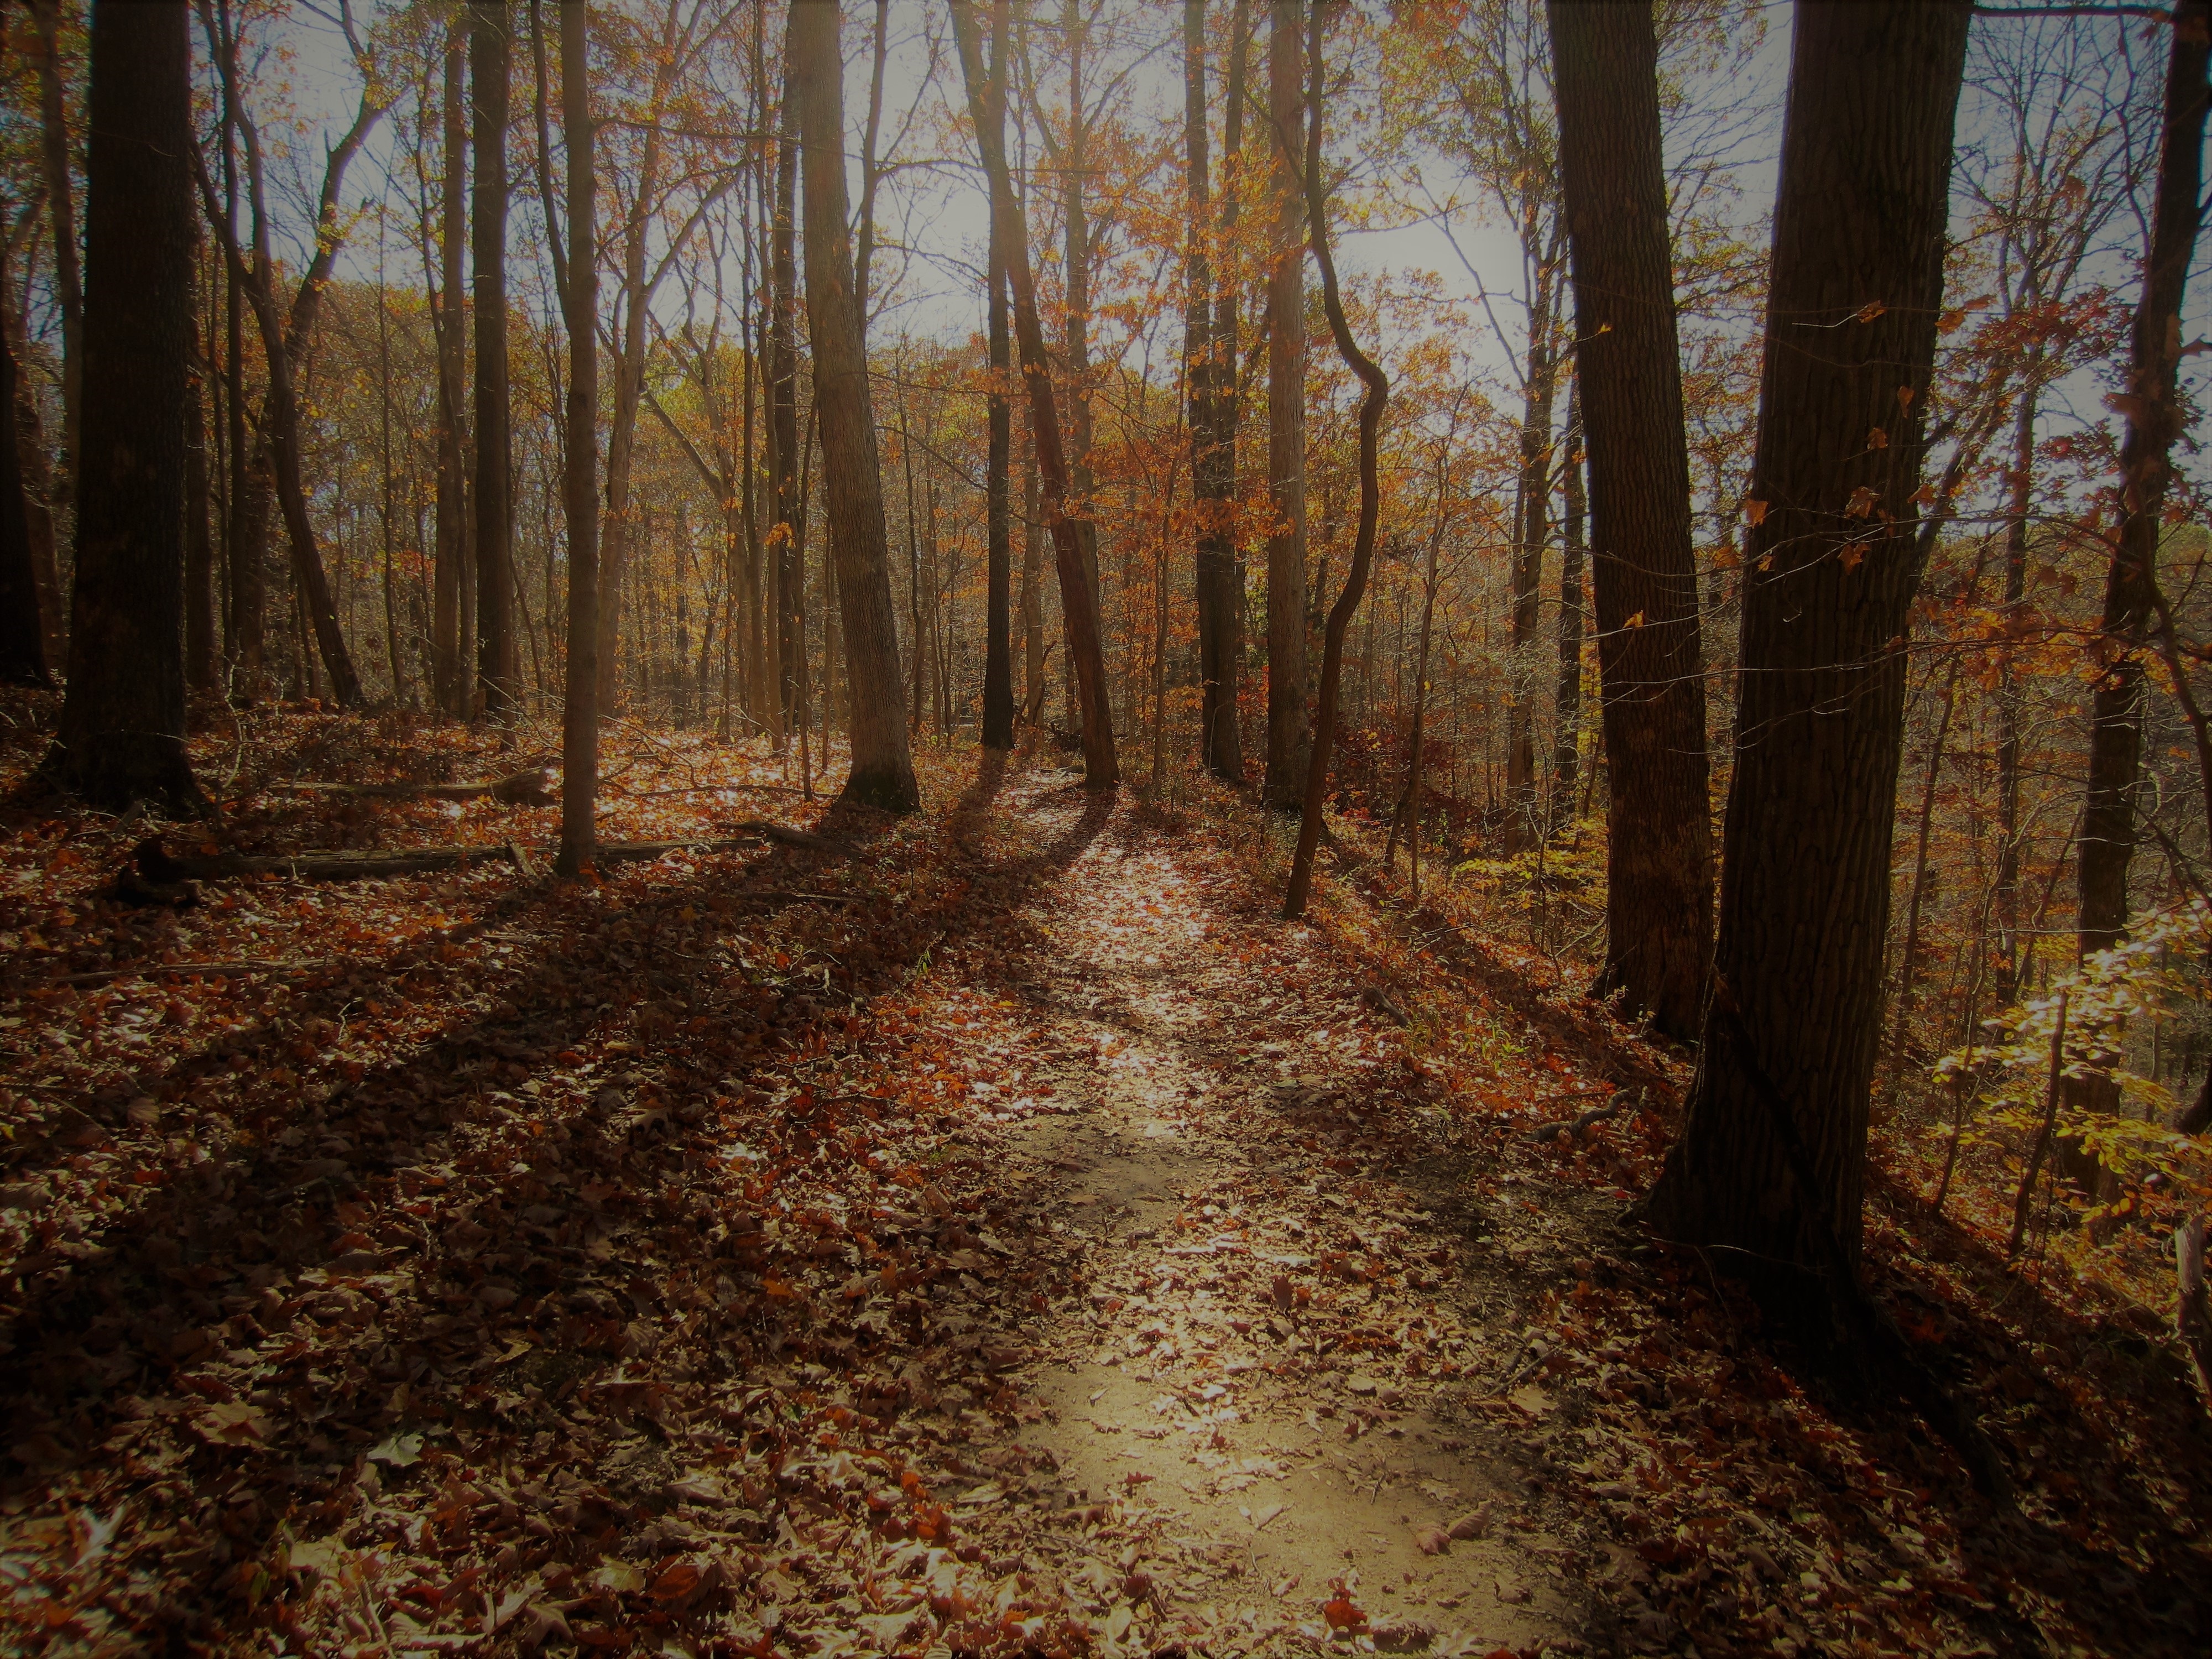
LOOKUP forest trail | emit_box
[924,772,1577,1655]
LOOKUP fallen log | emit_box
[265,766,556,806]
[132,820,853,886]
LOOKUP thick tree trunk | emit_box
[1641,1,1971,1285]
[471,0,517,720]
[557,0,599,877]
[1550,0,1714,1039]
[0,288,50,687]
[184,321,216,694]
[43,0,205,815]
[982,2,1015,753]
[434,20,469,718]
[1264,0,1310,810]
[951,1,1118,787]
[790,0,920,812]
[0,231,62,679]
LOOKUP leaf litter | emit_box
[0,702,2202,1656]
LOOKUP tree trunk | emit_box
[769,86,803,753]
[2075,0,2209,962]
[471,0,517,720]
[2062,0,2209,1154]
[1994,375,2036,1000]
[1549,0,1713,1039]
[1188,0,1247,782]
[1284,3,1386,920]
[982,1,1015,752]
[0,225,62,677]
[1551,391,1584,811]
[557,0,600,876]
[790,0,920,812]
[0,276,50,687]
[43,0,205,815]
[219,97,260,697]
[185,301,216,695]
[1641,0,1971,1287]
[434,19,470,718]
[1503,266,1559,852]
[951,0,1118,787]
[1263,0,1310,809]
[29,0,83,509]
[1021,418,1044,719]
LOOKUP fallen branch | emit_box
[1529,1088,1641,1144]
[265,768,556,806]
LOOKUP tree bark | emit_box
[2075,0,2209,962]
[1994,376,2036,1000]
[790,0,920,813]
[434,19,470,718]
[1550,390,1584,810]
[29,0,82,509]
[1188,0,1247,782]
[1641,0,1971,1285]
[43,0,205,815]
[184,294,216,695]
[557,0,599,876]
[769,84,803,752]
[1549,0,1714,1039]
[982,1,1016,752]
[0,221,59,684]
[1284,3,1386,920]
[0,270,50,687]
[1502,265,1560,852]
[951,0,1119,787]
[472,0,517,720]
[1263,0,1310,809]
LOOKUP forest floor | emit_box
[0,693,2208,1658]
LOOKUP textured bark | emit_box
[1640,0,1970,1279]
[1550,0,1713,1039]
[29,0,82,505]
[790,0,919,812]
[1263,0,1310,809]
[0,286,49,687]
[433,21,469,718]
[557,0,600,877]
[1994,378,2035,998]
[951,1,1118,787]
[982,2,1015,753]
[0,228,62,676]
[43,0,205,814]
[184,319,216,693]
[471,0,517,719]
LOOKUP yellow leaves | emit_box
[1622,611,1646,629]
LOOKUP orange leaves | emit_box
[1744,498,1768,526]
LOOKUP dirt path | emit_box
[906,775,1588,1656]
